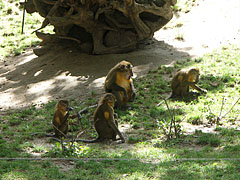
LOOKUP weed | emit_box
[175,33,185,41]
[196,134,221,147]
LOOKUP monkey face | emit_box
[58,100,69,111]
[118,61,133,79]
[188,69,200,82]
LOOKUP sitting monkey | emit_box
[171,67,207,97]
[104,60,136,109]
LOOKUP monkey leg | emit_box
[112,91,125,109]
[129,90,136,102]
[190,84,207,94]
[111,120,119,141]
[95,119,115,140]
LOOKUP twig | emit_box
[161,96,174,122]
[217,96,225,123]
[52,124,67,139]
[221,97,240,119]
[160,96,174,139]
[76,130,86,138]
[78,104,98,115]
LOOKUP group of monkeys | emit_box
[52,60,207,143]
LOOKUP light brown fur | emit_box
[104,60,136,109]
[52,100,70,138]
[171,67,207,97]
[76,93,125,143]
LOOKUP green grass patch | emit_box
[0,0,53,60]
[1,35,240,179]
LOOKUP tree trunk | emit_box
[25,0,176,55]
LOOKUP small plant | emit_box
[206,96,240,124]
[48,141,91,157]
[196,134,221,147]
[127,136,142,144]
[175,33,185,41]
[158,98,183,140]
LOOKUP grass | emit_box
[0,45,240,179]
[1,1,240,179]
[0,0,53,60]
[172,0,198,13]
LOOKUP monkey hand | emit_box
[201,89,207,94]
[114,113,118,119]
[68,107,74,111]
[122,90,128,100]
[120,139,125,143]
[120,136,125,143]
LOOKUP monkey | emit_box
[157,67,207,106]
[52,100,73,138]
[76,93,125,143]
[171,67,207,97]
[104,60,136,109]
[31,100,73,141]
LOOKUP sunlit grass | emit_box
[0,45,239,179]
[0,0,53,60]
[0,1,240,179]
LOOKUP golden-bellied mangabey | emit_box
[104,60,136,109]
[171,67,207,97]
[76,93,125,143]
[52,100,73,138]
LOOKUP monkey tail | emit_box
[75,137,102,143]
[31,132,55,137]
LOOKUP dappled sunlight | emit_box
[154,0,240,56]
[27,79,55,94]
[88,77,105,88]
[135,146,174,162]
[33,69,43,77]
[1,171,28,180]
[0,41,188,109]
[25,71,86,105]
[0,91,19,108]
[16,53,37,66]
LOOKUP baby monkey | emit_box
[32,100,73,140]
[52,100,73,138]
[171,67,207,97]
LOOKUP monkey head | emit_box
[117,60,133,80]
[188,68,200,83]
[57,100,69,113]
[99,93,116,107]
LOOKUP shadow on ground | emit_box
[0,39,190,109]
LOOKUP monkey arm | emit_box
[190,84,207,93]
[130,79,136,99]
[107,82,128,98]
[107,114,125,142]
[182,81,197,86]
[62,112,69,125]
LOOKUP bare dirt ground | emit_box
[0,0,239,110]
